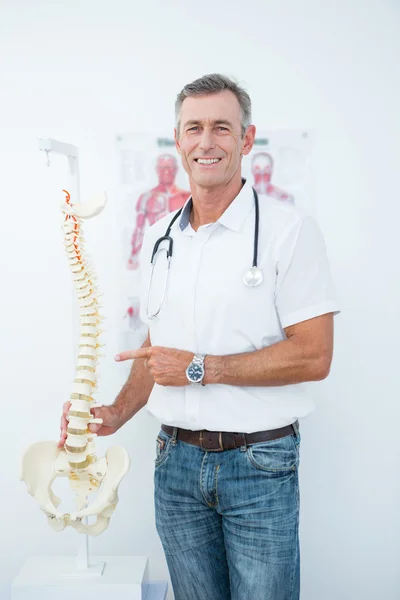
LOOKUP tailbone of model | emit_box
[21,190,130,535]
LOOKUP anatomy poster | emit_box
[115,130,312,353]
[242,130,313,211]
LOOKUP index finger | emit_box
[115,348,151,362]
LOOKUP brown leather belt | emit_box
[161,421,299,452]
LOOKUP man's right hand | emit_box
[58,401,123,448]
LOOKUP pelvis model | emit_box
[21,190,130,536]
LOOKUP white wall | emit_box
[0,1,399,598]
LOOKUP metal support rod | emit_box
[76,530,89,570]
[39,138,81,202]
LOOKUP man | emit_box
[127,153,190,270]
[59,73,340,600]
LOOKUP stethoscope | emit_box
[146,187,262,320]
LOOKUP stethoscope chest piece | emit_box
[243,266,263,287]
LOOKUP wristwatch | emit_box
[186,354,206,386]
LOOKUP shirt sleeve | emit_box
[274,214,341,329]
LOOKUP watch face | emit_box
[187,363,204,382]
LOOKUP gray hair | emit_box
[175,73,252,138]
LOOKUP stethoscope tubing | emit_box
[150,187,260,266]
[147,187,260,319]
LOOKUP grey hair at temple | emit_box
[175,73,252,139]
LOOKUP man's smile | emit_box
[194,158,223,166]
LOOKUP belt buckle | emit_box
[199,431,224,452]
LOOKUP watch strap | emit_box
[193,353,206,366]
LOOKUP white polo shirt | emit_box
[139,179,340,433]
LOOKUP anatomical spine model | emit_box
[21,190,130,536]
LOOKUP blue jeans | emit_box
[154,426,301,600]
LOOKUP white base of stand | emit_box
[11,556,162,600]
[61,559,106,578]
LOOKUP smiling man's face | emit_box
[175,90,255,190]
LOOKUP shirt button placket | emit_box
[185,229,208,424]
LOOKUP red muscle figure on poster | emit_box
[251,152,294,203]
[127,154,190,270]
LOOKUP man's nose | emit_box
[199,130,216,152]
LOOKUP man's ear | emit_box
[174,128,181,155]
[242,125,256,156]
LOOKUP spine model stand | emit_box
[21,190,130,536]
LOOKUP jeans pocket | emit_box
[246,434,299,475]
[293,431,301,457]
[155,430,172,468]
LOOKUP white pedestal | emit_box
[11,556,153,600]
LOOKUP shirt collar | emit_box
[178,196,193,231]
[178,179,255,233]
